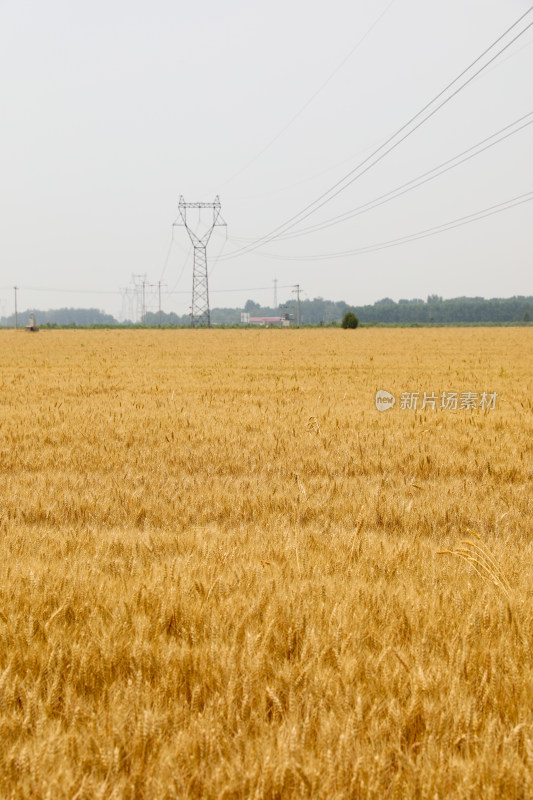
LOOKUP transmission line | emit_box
[275,110,533,240]
[169,241,193,294]
[221,7,533,259]
[257,190,533,261]
[16,286,121,295]
[219,0,397,189]
[158,228,176,282]
[208,230,229,279]
[167,284,294,296]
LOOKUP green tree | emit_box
[341,311,359,329]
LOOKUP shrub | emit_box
[341,311,359,329]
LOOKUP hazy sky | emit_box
[1,0,532,320]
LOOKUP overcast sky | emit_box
[1,0,532,321]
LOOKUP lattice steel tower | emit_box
[174,196,226,327]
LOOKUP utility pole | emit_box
[173,196,226,327]
[292,284,301,328]
[142,280,146,326]
[274,278,278,310]
[13,286,18,330]
[157,281,167,328]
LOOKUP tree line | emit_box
[1,296,531,327]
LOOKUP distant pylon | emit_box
[174,196,226,327]
[131,274,147,324]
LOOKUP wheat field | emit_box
[0,327,531,799]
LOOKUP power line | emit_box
[167,284,294,296]
[158,228,176,282]
[276,110,533,240]
[257,189,533,261]
[208,229,229,279]
[168,213,206,294]
[219,0,397,189]
[212,284,295,294]
[169,240,193,294]
[15,287,122,294]
[221,7,533,260]
[5,283,294,299]
[227,133,388,204]
[229,12,533,255]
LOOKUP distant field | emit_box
[0,328,532,799]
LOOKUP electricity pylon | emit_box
[174,196,226,327]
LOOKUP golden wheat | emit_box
[0,327,531,799]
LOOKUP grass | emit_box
[0,327,531,798]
